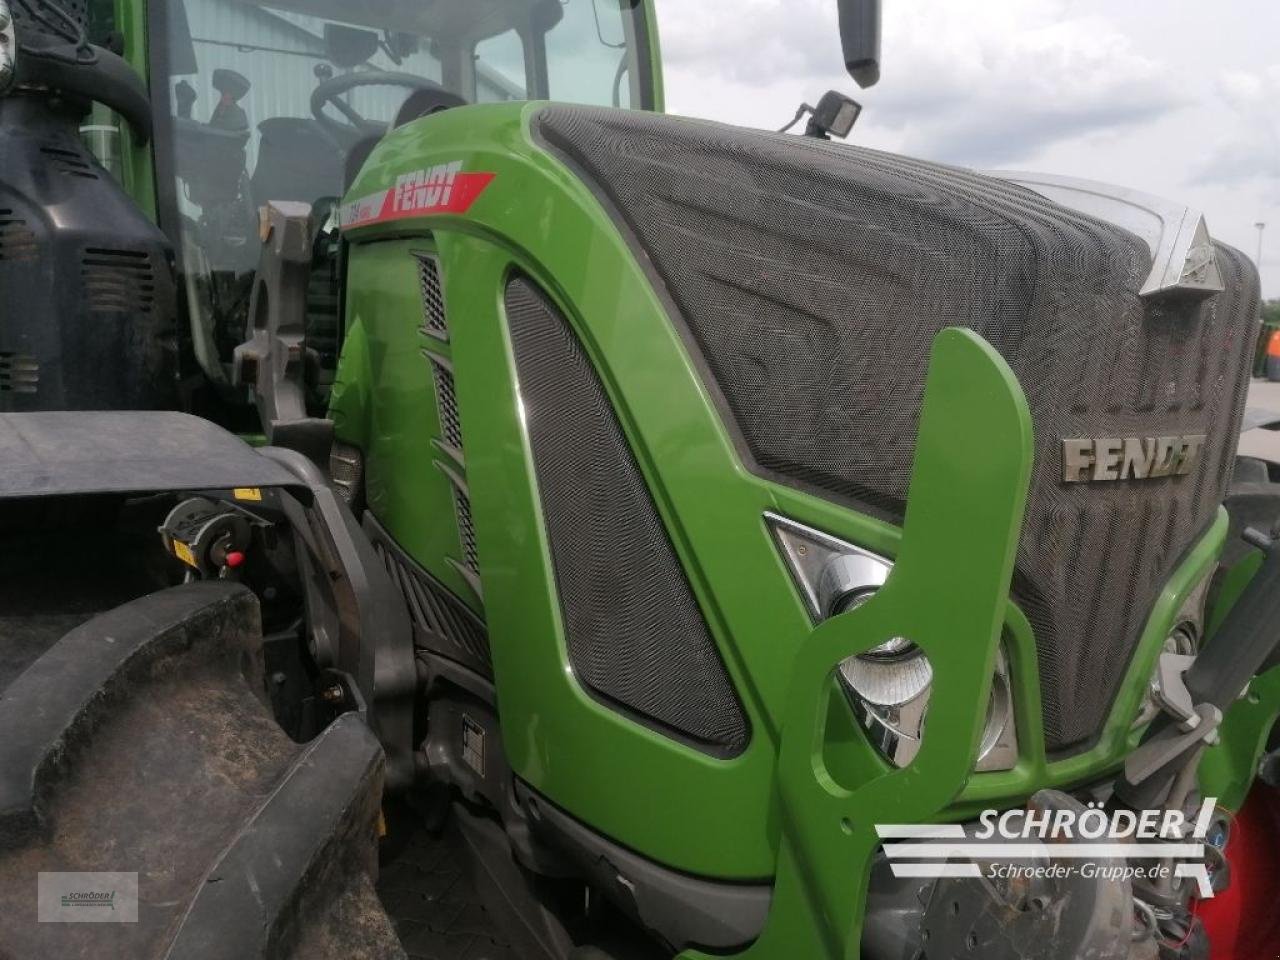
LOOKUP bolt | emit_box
[320,683,345,704]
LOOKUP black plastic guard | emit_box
[0,411,298,498]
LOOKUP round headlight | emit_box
[819,554,889,619]
[976,665,1011,762]
[838,649,932,708]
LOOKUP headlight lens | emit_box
[768,513,1017,770]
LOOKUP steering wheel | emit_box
[310,71,456,145]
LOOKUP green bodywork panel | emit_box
[114,0,158,219]
[332,101,1259,912]
[1199,550,1280,813]
[334,240,479,605]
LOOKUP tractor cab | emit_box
[150,0,658,411]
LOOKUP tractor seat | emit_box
[251,118,345,208]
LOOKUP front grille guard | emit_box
[700,328,1033,959]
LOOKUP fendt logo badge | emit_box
[1062,435,1206,483]
[338,161,496,230]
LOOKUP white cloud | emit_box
[654,0,1279,296]
[1197,65,1280,197]
[658,0,1181,165]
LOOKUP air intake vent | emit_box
[41,146,99,180]
[429,357,466,453]
[366,515,492,675]
[81,248,157,314]
[0,353,39,394]
[0,211,38,262]
[452,483,479,573]
[416,254,448,340]
[506,274,749,757]
[418,254,478,589]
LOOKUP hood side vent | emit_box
[81,247,157,314]
[0,353,39,394]
[416,252,481,597]
[0,211,38,262]
[41,145,100,181]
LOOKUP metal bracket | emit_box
[259,446,417,792]
[1124,702,1222,787]
[1123,652,1225,788]
[1153,652,1200,732]
[233,201,333,465]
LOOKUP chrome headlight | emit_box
[769,513,1017,770]
[1132,572,1210,730]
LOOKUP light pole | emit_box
[1257,221,1267,271]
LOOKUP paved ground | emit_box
[1241,378,1280,462]
[377,824,518,960]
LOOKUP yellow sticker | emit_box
[233,487,263,502]
[173,540,197,568]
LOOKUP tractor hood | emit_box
[531,105,1260,757]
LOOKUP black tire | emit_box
[0,583,404,959]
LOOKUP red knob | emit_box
[225,551,246,568]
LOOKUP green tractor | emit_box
[0,0,1275,958]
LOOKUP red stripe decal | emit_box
[340,163,495,230]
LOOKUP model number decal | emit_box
[338,161,495,230]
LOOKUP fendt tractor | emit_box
[0,0,1274,957]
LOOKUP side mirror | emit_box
[837,0,881,89]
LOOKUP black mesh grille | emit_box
[506,275,749,756]
[453,485,479,574]
[417,254,449,340]
[329,441,363,506]
[535,106,1260,755]
[366,515,492,675]
[429,358,465,452]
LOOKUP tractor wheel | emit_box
[0,582,404,960]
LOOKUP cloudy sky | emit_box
[655,0,1279,298]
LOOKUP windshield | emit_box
[152,0,653,405]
